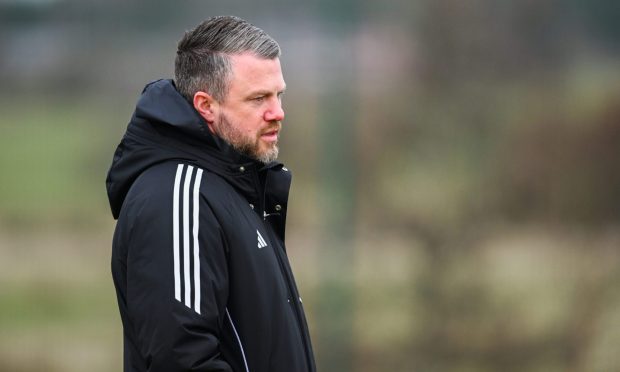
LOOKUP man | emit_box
[106,16,316,372]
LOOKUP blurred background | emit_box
[1,0,619,371]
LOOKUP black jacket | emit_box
[106,79,316,372]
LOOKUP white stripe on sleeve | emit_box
[182,165,194,308]
[172,164,184,302]
[192,168,203,314]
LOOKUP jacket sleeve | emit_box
[123,177,232,372]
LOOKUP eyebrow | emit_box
[248,85,287,97]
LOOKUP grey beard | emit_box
[215,114,279,164]
[229,139,279,164]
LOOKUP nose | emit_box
[264,100,285,122]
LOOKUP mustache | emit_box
[262,122,281,134]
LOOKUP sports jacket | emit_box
[106,79,316,372]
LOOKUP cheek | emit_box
[225,106,265,135]
[245,105,267,122]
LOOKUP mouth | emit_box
[260,127,280,142]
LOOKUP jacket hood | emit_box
[106,79,283,219]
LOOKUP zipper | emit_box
[254,167,313,371]
[251,167,266,219]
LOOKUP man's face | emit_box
[211,53,286,163]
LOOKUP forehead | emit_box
[227,53,286,94]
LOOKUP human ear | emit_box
[193,91,218,133]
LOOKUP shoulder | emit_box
[130,161,195,199]
[126,161,235,209]
[122,161,215,216]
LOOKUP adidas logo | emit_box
[257,230,268,248]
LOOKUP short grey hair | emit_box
[174,15,281,102]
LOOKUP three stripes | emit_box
[257,230,267,248]
[171,163,270,316]
[173,164,204,314]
